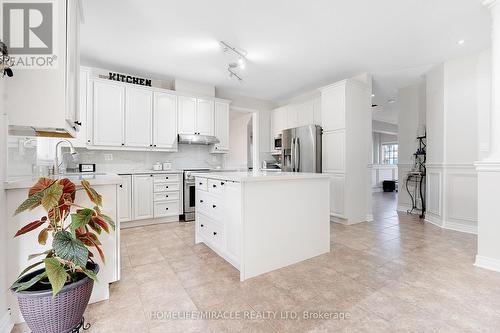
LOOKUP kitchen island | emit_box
[193,171,330,281]
[5,173,121,324]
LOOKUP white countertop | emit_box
[119,169,183,175]
[192,171,330,183]
[5,173,122,190]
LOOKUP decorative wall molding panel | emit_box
[424,164,478,234]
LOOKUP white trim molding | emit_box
[0,310,13,333]
[475,255,500,273]
[423,163,478,234]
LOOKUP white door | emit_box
[133,175,153,220]
[213,102,229,151]
[93,80,125,147]
[153,92,177,149]
[178,96,197,134]
[196,99,215,136]
[118,175,132,222]
[125,86,153,147]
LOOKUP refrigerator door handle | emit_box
[291,137,295,171]
[295,137,300,172]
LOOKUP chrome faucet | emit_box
[54,140,78,175]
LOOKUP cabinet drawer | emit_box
[208,220,224,248]
[154,183,179,193]
[153,174,180,183]
[197,192,222,221]
[196,177,208,191]
[154,201,179,217]
[208,179,226,194]
[154,191,180,202]
[197,215,210,237]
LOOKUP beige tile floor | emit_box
[12,192,500,332]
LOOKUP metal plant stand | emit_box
[71,317,91,332]
[406,135,426,219]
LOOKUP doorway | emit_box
[227,107,259,171]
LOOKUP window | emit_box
[382,143,398,165]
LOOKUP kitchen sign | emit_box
[108,72,152,86]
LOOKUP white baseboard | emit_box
[120,216,179,229]
[330,214,371,225]
[365,214,373,222]
[0,310,13,333]
[475,255,500,273]
[425,215,477,234]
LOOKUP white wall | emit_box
[424,52,488,234]
[1,78,13,332]
[397,81,426,212]
[228,111,252,169]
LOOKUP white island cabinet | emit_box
[194,171,331,281]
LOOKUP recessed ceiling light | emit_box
[458,39,465,45]
[371,94,375,98]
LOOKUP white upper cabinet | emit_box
[212,102,230,152]
[297,101,314,127]
[271,107,287,137]
[92,80,125,147]
[286,105,298,129]
[321,83,346,131]
[196,99,215,136]
[178,96,197,134]
[70,68,90,148]
[125,86,153,147]
[6,0,80,137]
[153,92,178,149]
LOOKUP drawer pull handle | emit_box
[166,186,169,189]
[166,177,169,179]
[200,200,204,203]
[212,205,216,208]
[119,184,123,188]
[213,232,217,236]
[165,207,169,210]
[199,182,202,185]
[213,184,216,188]
[221,182,225,186]
[201,224,204,227]
[166,195,169,197]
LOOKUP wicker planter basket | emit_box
[13,263,99,333]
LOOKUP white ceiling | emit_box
[80,0,490,102]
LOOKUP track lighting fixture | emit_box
[220,40,247,81]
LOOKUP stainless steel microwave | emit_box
[273,134,282,150]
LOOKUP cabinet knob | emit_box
[213,232,217,236]
[150,144,153,147]
[201,224,204,227]
[150,175,153,177]
[212,184,216,188]
[165,207,169,210]
[199,182,202,185]
[121,143,125,146]
[166,195,169,197]
[119,184,123,188]
[220,182,225,186]
[166,186,169,189]
[154,144,157,147]
[87,140,91,143]
[212,204,216,208]
[200,200,204,203]
[166,177,169,179]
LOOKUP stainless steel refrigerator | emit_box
[281,125,322,173]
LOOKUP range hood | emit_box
[178,134,220,145]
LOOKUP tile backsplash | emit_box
[7,136,226,177]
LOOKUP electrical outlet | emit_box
[104,154,113,161]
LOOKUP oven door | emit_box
[184,180,196,214]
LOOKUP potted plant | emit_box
[10,177,115,333]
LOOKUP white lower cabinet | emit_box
[118,175,132,222]
[195,177,241,267]
[133,175,154,220]
[120,173,181,227]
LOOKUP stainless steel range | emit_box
[182,169,210,221]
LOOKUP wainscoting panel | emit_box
[327,173,345,218]
[427,170,442,218]
[322,130,345,173]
